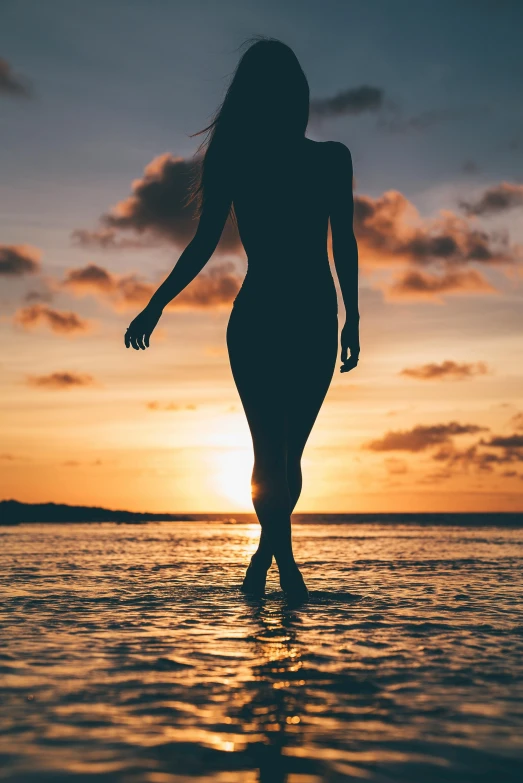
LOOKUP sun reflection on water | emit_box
[226,601,308,783]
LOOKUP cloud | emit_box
[61,261,242,311]
[364,422,488,452]
[343,175,519,305]
[111,276,155,309]
[384,457,408,475]
[14,305,91,335]
[170,261,241,310]
[310,85,384,118]
[426,412,523,474]
[480,434,523,450]
[0,244,40,275]
[377,106,485,134]
[25,289,53,303]
[354,190,517,269]
[146,401,197,411]
[460,183,523,216]
[70,228,156,250]
[375,419,523,480]
[384,268,496,301]
[399,360,489,381]
[62,264,115,293]
[308,84,483,134]
[63,459,103,467]
[91,154,240,253]
[510,412,523,431]
[0,57,32,98]
[433,432,523,472]
[27,372,96,389]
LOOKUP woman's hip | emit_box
[226,300,338,370]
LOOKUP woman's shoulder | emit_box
[322,139,352,159]
[305,138,352,166]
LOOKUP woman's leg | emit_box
[286,315,339,510]
[228,335,295,567]
[226,306,304,596]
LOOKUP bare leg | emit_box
[226,297,337,602]
[250,458,301,567]
[246,317,338,595]
[227,306,294,595]
[241,408,304,597]
[244,439,311,601]
[251,450,294,569]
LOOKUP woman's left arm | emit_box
[125,183,232,350]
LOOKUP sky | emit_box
[1,0,523,513]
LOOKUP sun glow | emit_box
[214,449,253,509]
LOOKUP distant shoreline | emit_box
[1,500,522,527]
[0,500,199,525]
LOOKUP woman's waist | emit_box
[240,265,336,292]
[232,275,338,312]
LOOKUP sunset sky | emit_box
[1,0,523,513]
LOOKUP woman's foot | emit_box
[279,563,309,605]
[240,554,271,597]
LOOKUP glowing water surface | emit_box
[1,521,522,782]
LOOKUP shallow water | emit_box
[1,521,522,782]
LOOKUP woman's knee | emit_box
[252,461,287,491]
[251,459,289,506]
[252,446,286,479]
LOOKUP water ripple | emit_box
[0,522,522,782]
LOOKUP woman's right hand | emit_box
[124,303,163,350]
[340,319,360,373]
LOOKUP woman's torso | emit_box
[230,137,338,315]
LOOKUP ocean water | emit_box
[1,519,522,782]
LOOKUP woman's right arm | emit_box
[328,141,360,373]
[125,175,233,350]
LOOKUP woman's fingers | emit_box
[126,329,149,350]
[340,356,358,373]
[340,345,360,373]
[125,318,153,350]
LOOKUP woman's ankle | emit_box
[250,550,272,570]
[276,555,299,575]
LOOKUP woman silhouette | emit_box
[124,37,359,604]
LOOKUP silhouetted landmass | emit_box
[0,500,197,525]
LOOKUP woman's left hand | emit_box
[340,319,360,373]
[124,304,162,350]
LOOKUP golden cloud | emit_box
[14,305,91,335]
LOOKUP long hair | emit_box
[185,36,310,224]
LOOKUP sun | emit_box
[215,449,253,509]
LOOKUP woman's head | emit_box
[186,37,310,217]
[215,37,310,142]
